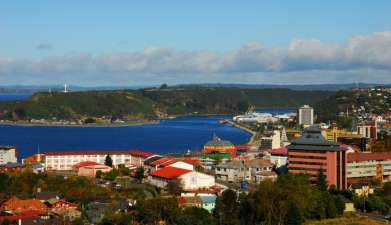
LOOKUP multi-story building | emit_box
[214,159,274,183]
[260,130,281,149]
[298,105,314,127]
[44,150,155,170]
[347,152,391,184]
[0,146,17,165]
[288,127,347,189]
[357,122,377,141]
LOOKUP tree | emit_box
[285,202,302,225]
[177,207,214,225]
[105,155,113,167]
[166,178,183,196]
[96,170,102,179]
[135,167,144,183]
[316,168,328,191]
[214,189,239,225]
[333,195,346,215]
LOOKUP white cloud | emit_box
[1,31,391,85]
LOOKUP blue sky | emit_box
[1,1,391,85]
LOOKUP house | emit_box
[178,196,202,208]
[199,195,217,213]
[269,148,288,168]
[85,202,113,224]
[253,171,278,183]
[49,200,81,222]
[0,197,48,214]
[148,167,215,190]
[74,162,112,177]
[215,159,273,183]
[147,157,198,172]
[0,162,28,172]
[35,191,60,202]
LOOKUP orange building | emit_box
[202,134,236,156]
[288,127,347,189]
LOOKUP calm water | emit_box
[0,93,32,101]
[0,93,294,159]
[0,116,251,159]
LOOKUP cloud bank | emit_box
[1,31,391,85]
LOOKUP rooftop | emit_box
[288,127,344,151]
[149,167,191,179]
[204,134,234,147]
[44,149,155,158]
[347,152,391,163]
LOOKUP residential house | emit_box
[148,167,215,190]
[214,159,273,183]
[0,197,48,214]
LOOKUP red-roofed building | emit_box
[347,152,391,184]
[44,150,156,170]
[148,157,199,172]
[72,161,100,170]
[0,197,48,214]
[148,167,215,190]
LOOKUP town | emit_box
[0,87,391,225]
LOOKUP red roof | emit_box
[149,167,191,179]
[271,148,288,156]
[150,157,199,167]
[72,161,100,170]
[347,152,391,162]
[44,150,154,158]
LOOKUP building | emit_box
[288,127,347,189]
[214,159,274,183]
[148,167,215,190]
[298,105,314,127]
[0,197,48,214]
[202,134,236,156]
[44,150,155,170]
[270,148,288,168]
[357,122,378,141]
[260,130,281,149]
[347,152,391,184]
[0,146,17,165]
[146,157,198,172]
[73,162,113,177]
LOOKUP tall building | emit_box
[298,105,314,127]
[0,146,17,165]
[288,127,347,189]
[260,130,281,149]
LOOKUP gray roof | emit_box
[1,162,23,168]
[288,126,344,151]
[205,134,234,147]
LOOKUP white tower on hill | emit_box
[63,84,69,93]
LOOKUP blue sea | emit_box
[0,93,295,159]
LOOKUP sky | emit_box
[1,1,391,86]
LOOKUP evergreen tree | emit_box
[135,167,145,183]
[285,202,302,225]
[333,195,346,215]
[214,189,239,225]
[105,155,113,167]
[316,168,328,191]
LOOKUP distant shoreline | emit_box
[0,120,160,128]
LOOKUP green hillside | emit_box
[0,87,334,121]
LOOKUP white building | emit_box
[215,159,274,183]
[0,146,17,165]
[148,167,215,190]
[298,105,314,127]
[260,130,281,149]
[44,150,155,170]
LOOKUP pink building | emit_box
[288,127,347,189]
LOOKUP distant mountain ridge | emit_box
[0,83,389,93]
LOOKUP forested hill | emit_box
[0,87,334,121]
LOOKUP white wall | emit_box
[0,148,17,165]
[180,171,215,190]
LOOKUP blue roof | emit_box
[200,195,217,204]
